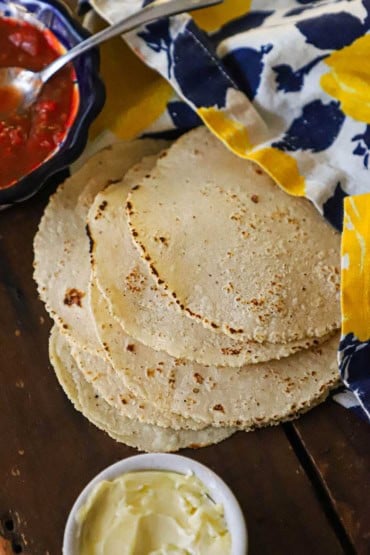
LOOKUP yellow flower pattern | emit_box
[321,35,370,124]
[342,194,370,341]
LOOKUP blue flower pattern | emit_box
[137,19,173,77]
[273,100,345,152]
[273,55,326,93]
[352,126,370,169]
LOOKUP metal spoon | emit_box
[0,0,222,111]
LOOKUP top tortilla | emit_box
[127,126,341,342]
[89,169,332,367]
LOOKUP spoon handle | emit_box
[40,0,222,84]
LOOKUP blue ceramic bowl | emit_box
[0,0,105,206]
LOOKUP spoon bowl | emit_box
[0,67,42,111]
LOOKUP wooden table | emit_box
[0,180,369,555]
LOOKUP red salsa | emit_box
[0,18,78,189]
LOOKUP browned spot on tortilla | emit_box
[193,373,204,384]
[131,185,140,191]
[174,358,186,367]
[99,200,107,211]
[159,151,167,159]
[159,236,169,246]
[249,297,265,307]
[64,288,85,307]
[221,347,242,356]
[127,344,135,352]
[132,230,138,237]
[185,307,202,320]
[189,443,201,449]
[146,369,155,377]
[125,267,146,293]
[211,322,219,329]
[255,167,263,175]
[251,194,259,203]
[213,404,225,412]
[121,398,127,404]
[227,326,244,335]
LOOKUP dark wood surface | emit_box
[0,182,369,555]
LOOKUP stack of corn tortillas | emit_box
[34,127,341,452]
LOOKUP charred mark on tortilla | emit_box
[126,344,135,352]
[131,184,140,191]
[64,288,85,308]
[185,306,202,320]
[126,200,133,215]
[94,200,109,219]
[102,341,110,353]
[150,264,159,278]
[85,224,94,254]
[213,404,225,413]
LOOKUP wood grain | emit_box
[293,402,370,554]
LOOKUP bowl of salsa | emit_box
[0,0,105,206]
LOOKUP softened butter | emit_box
[77,470,231,554]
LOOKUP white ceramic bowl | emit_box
[63,453,248,554]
